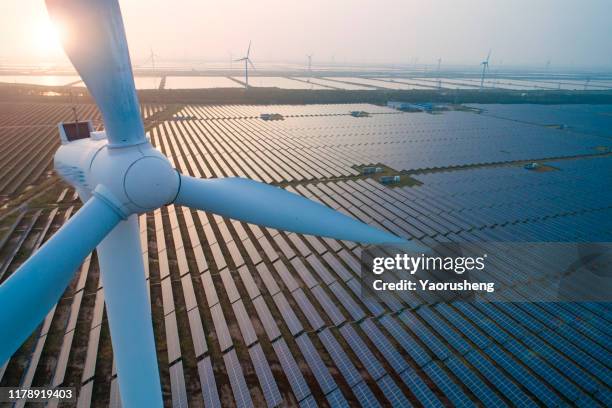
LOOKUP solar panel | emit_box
[187,308,208,357]
[423,361,471,406]
[299,395,318,408]
[76,381,94,408]
[241,239,263,265]
[445,356,504,407]
[322,253,353,282]
[109,377,121,408]
[379,315,431,367]
[272,233,296,259]
[417,307,471,355]
[237,266,261,299]
[273,292,303,336]
[219,268,241,303]
[249,344,283,407]
[223,349,253,408]
[360,319,408,374]
[210,304,233,352]
[272,339,311,402]
[169,361,188,408]
[377,375,413,407]
[325,388,350,408]
[295,334,337,394]
[232,300,258,347]
[287,233,312,257]
[292,289,325,331]
[400,368,443,407]
[339,325,386,380]
[465,350,533,406]
[160,277,175,315]
[180,274,198,311]
[257,236,278,262]
[311,285,345,326]
[164,312,182,363]
[252,296,281,341]
[290,257,318,289]
[201,272,219,307]
[306,255,335,285]
[256,263,281,296]
[434,304,490,349]
[197,356,221,408]
[318,328,362,386]
[273,259,300,292]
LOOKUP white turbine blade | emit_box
[46,0,145,147]
[96,215,163,408]
[248,59,256,70]
[246,40,252,58]
[0,195,121,364]
[175,175,418,245]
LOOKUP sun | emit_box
[30,18,64,56]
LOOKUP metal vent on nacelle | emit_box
[58,121,94,144]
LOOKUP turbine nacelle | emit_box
[54,131,179,216]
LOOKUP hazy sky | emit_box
[2,0,612,69]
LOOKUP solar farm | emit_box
[0,99,611,408]
[2,74,612,91]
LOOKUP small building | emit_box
[387,101,446,112]
[260,113,284,121]
[362,166,383,175]
[380,175,401,185]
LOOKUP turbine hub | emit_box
[54,136,180,216]
[124,156,179,210]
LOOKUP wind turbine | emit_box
[148,47,161,71]
[0,0,414,407]
[235,41,254,88]
[306,54,313,81]
[436,58,442,89]
[480,50,491,89]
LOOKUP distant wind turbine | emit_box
[149,48,159,70]
[480,50,491,89]
[437,57,442,72]
[235,41,255,88]
[306,54,313,80]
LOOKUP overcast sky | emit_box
[2,0,612,69]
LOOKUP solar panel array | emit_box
[0,102,610,407]
[467,104,612,139]
[0,102,166,200]
[165,106,610,181]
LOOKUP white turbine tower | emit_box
[480,50,491,89]
[148,47,160,71]
[307,54,313,79]
[0,1,417,407]
[235,41,255,88]
[437,58,442,89]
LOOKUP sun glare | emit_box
[31,19,64,56]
